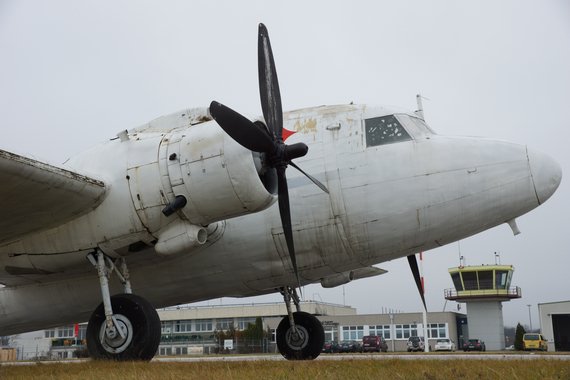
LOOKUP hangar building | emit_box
[538,300,570,352]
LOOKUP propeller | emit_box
[209,23,327,288]
[407,254,427,310]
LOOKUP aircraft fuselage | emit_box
[0,104,561,335]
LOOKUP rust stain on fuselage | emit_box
[293,118,317,134]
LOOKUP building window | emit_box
[462,271,478,290]
[175,320,192,333]
[342,326,364,341]
[270,329,276,343]
[369,325,391,339]
[45,329,56,338]
[236,317,256,330]
[175,347,188,355]
[427,323,448,339]
[216,318,234,331]
[451,272,463,291]
[365,115,411,147]
[395,324,418,339]
[161,321,174,334]
[324,325,338,342]
[496,270,508,289]
[57,325,74,338]
[195,319,213,332]
[159,347,172,356]
[78,324,87,340]
[478,270,493,290]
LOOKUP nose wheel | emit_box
[276,311,324,360]
[276,287,324,360]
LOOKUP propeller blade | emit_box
[407,254,427,310]
[276,165,301,288]
[210,101,275,153]
[258,23,283,141]
[289,162,329,194]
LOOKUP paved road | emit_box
[4,352,570,366]
[153,353,570,362]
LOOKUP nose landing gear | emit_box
[276,287,324,360]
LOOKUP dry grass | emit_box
[1,358,569,380]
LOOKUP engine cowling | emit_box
[164,119,277,226]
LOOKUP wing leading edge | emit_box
[0,149,106,245]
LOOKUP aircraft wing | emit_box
[0,149,106,245]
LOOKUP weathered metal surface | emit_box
[0,104,562,336]
[0,149,106,244]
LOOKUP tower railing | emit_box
[444,286,521,300]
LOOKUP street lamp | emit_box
[527,304,533,332]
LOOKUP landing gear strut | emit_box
[86,251,161,360]
[276,287,324,360]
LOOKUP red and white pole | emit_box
[420,252,429,352]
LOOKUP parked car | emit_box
[523,333,548,351]
[362,335,388,352]
[434,338,456,352]
[407,336,426,352]
[322,341,339,353]
[339,340,362,353]
[463,339,486,352]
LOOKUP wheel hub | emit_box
[285,325,309,350]
[98,314,133,354]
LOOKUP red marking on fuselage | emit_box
[282,127,296,142]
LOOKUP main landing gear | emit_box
[85,251,161,360]
[276,287,324,360]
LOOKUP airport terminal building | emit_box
[6,301,466,359]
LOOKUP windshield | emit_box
[409,115,435,134]
[364,115,412,147]
[524,334,540,340]
[394,114,435,139]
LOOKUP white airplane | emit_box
[0,24,562,361]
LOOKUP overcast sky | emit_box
[1,1,568,328]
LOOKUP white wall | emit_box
[538,300,570,352]
[466,301,505,350]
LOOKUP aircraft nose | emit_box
[527,147,562,204]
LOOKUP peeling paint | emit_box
[293,118,317,134]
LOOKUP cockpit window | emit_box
[365,115,411,147]
[409,116,436,134]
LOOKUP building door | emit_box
[552,314,570,351]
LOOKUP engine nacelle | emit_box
[164,119,277,226]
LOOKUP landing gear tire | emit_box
[276,311,324,360]
[86,293,161,361]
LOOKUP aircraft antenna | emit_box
[458,241,464,267]
[415,94,430,120]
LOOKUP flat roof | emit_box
[448,265,514,273]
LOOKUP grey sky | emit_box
[1,1,568,327]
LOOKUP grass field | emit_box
[2,358,569,380]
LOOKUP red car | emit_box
[362,335,388,352]
[322,341,339,353]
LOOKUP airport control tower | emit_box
[444,264,521,350]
